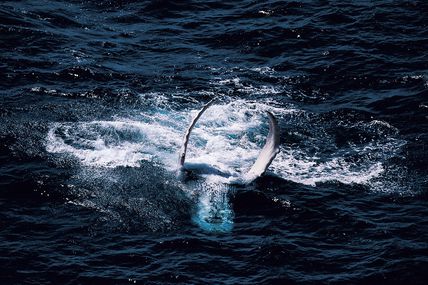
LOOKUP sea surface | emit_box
[1,0,428,284]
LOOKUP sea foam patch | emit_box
[44,97,409,232]
[46,119,182,168]
[45,98,406,190]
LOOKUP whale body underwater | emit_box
[177,100,281,231]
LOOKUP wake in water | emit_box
[45,96,407,231]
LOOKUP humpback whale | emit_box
[178,100,280,184]
[177,100,280,231]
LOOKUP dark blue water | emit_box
[1,0,428,284]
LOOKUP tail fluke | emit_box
[178,99,215,167]
[178,102,280,184]
[242,111,280,183]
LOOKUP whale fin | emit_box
[178,99,215,167]
[242,111,280,183]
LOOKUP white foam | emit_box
[46,119,182,168]
[45,97,406,190]
[213,76,284,95]
[249,66,275,75]
[271,147,385,186]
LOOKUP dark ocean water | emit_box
[1,0,428,284]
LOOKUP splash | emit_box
[45,96,407,230]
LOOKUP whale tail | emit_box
[178,100,280,183]
[241,111,280,183]
[178,99,215,167]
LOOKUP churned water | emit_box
[1,1,427,284]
